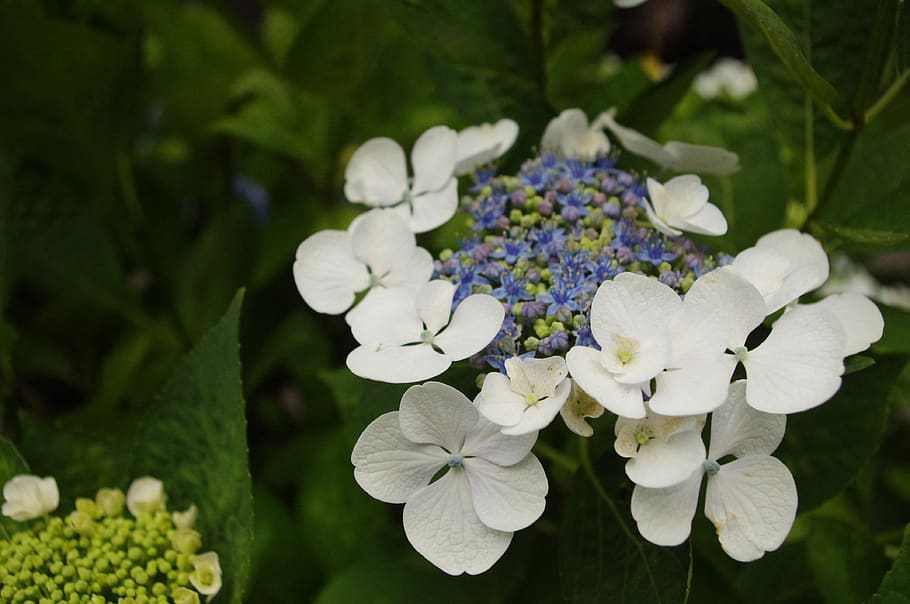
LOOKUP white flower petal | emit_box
[631,469,703,546]
[464,455,547,532]
[643,197,683,238]
[645,175,726,236]
[349,209,417,279]
[403,470,512,575]
[704,456,797,562]
[475,372,529,428]
[565,346,646,418]
[802,293,883,356]
[662,142,740,176]
[505,356,568,399]
[352,412,448,503]
[673,201,728,236]
[743,305,845,413]
[627,428,707,489]
[649,354,738,416]
[727,247,791,315]
[346,343,451,383]
[462,414,537,466]
[596,110,674,166]
[344,137,408,205]
[410,126,457,196]
[601,330,672,385]
[677,268,766,354]
[399,382,478,452]
[293,230,370,315]
[541,109,590,153]
[707,381,786,460]
[345,287,423,347]
[409,178,458,233]
[433,294,505,361]
[455,118,519,175]
[382,246,434,293]
[2,475,59,521]
[417,280,458,335]
[501,379,572,435]
[559,383,605,437]
[126,477,166,517]
[661,174,709,217]
[754,229,830,313]
[590,272,682,344]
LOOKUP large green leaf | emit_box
[559,451,688,604]
[865,524,910,604]
[0,437,29,539]
[815,122,910,248]
[20,292,253,603]
[719,0,837,110]
[778,355,909,510]
[808,517,890,604]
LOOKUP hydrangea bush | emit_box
[293,109,884,574]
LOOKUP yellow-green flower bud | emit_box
[95,489,126,518]
[171,587,200,604]
[188,552,221,601]
[67,511,94,536]
[171,506,197,531]
[171,530,201,555]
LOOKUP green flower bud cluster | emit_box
[0,481,219,604]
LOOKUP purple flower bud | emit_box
[622,191,639,207]
[539,198,553,216]
[526,268,541,283]
[616,246,634,263]
[593,192,607,206]
[561,205,581,223]
[621,206,638,220]
[496,215,511,230]
[554,305,574,324]
[511,189,527,208]
[522,301,547,319]
[556,178,572,193]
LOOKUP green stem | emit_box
[810,127,858,224]
[533,440,578,472]
[866,70,910,124]
[578,439,664,601]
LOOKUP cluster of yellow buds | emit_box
[1,475,221,604]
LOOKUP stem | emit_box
[684,539,694,604]
[578,439,664,601]
[530,0,546,96]
[866,70,910,124]
[810,128,858,223]
[803,94,817,223]
[533,440,578,472]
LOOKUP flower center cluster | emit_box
[433,153,731,372]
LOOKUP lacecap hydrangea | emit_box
[1,475,222,604]
[293,108,884,575]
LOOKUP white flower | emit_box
[455,119,519,175]
[593,109,740,175]
[559,381,605,437]
[566,272,683,419]
[727,228,829,314]
[2,475,59,521]
[821,253,910,312]
[344,126,458,232]
[189,551,222,600]
[693,58,758,100]
[540,108,611,160]
[614,409,706,489]
[293,208,433,315]
[644,174,728,237]
[475,356,572,435]
[173,504,198,530]
[631,381,797,562]
[126,476,167,517]
[351,382,548,575]
[345,280,504,383]
[650,267,846,415]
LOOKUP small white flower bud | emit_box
[126,476,167,517]
[189,551,222,600]
[1,475,59,521]
[172,504,198,530]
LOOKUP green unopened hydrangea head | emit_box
[0,475,221,604]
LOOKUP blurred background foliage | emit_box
[0,0,908,602]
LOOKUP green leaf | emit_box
[874,306,910,355]
[0,437,29,539]
[20,292,253,603]
[845,355,876,374]
[897,2,910,74]
[865,525,910,604]
[129,290,252,603]
[719,0,837,109]
[808,517,890,604]
[314,556,496,604]
[560,450,688,604]
[779,355,909,510]
[815,122,910,248]
[814,223,910,247]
